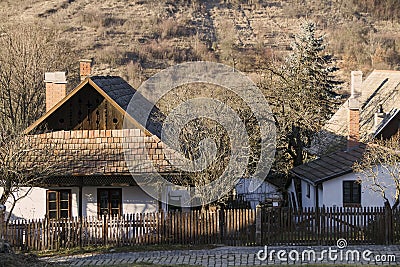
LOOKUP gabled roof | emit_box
[23,76,176,177]
[310,70,400,155]
[24,76,156,135]
[290,144,366,186]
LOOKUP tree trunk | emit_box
[384,200,393,245]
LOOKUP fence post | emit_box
[79,217,82,248]
[384,202,393,245]
[255,205,262,245]
[102,215,108,246]
[0,205,6,241]
[0,205,5,249]
[219,209,225,243]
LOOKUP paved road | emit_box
[43,245,400,266]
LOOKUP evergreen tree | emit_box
[264,21,341,170]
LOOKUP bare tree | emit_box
[153,83,261,210]
[353,134,400,209]
[0,124,63,223]
[0,23,75,223]
[0,23,77,130]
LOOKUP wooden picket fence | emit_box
[261,206,391,245]
[5,209,257,251]
[4,207,400,251]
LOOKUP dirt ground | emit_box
[0,253,56,267]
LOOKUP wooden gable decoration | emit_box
[25,76,151,135]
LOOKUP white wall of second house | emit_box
[81,186,158,217]
[0,187,79,220]
[322,170,396,208]
[301,180,316,208]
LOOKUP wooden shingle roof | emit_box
[28,129,177,176]
[290,144,366,185]
[24,76,174,177]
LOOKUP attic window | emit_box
[306,183,310,198]
[113,118,118,124]
[59,118,65,124]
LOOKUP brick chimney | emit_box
[347,71,362,150]
[45,72,67,112]
[80,59,92,81]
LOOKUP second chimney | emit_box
[80,59,92,81]
[347,71,363,150]
[45,72,67,112]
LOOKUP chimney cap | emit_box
[350,70,363,98]
[348,97,360,110]
[44,72,67,84]
[79,59,92,63]
[351,70,363,76]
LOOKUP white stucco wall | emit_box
[0,187,79,220]
[321,169,395,207]
[1,185,159,220]
[287,179,298,208]
[301,180,316,208]
[82,186,158,217]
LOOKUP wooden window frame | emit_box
[46,189,72,219]
[306,183,311,198]
[343,181,361,207]
[97,188,122,216]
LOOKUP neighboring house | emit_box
[288,70,400,209]
[2,60,281,220]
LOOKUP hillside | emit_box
[2,0,400,88]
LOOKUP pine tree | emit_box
[265,21,341,169]
[284,21,340,123]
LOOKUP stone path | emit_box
[42,245,400,266]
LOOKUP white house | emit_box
[0,59,196,220]
[235,177,282,209]
[288,144,399,209]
